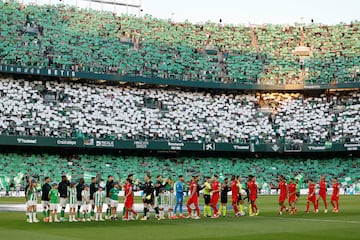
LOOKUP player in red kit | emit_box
[123,178,138,220]
[210,175,221,218]
[288,178,297,214]
[305,179,318,213]
[231,175,240,216]
[317,175,328,213]
[248,175,259,216]
[278,175,288,215]
[330,178,339,213]
[186,176,200,219]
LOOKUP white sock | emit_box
[33,212,37,220]
[28,212,33,222]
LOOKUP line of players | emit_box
[24,173,340,223]
[277,175,340,215]
[25,173,255,223]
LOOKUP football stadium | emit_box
[0,0,359,239]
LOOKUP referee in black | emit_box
[58,175,70,221]
[89,177,97,219]
[41,176,52,221]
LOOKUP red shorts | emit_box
[288,195,297,204]
[308,196,316,202]
[250,195,257,202]
[211,194,219,205]
[318,192,326,200]
[331,195,339,201]
[125,198,133,208]
[187,196,199,206]
[232,196,238,204]
[279,194,287,203]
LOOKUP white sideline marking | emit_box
[262,216,360,224]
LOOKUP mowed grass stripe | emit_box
[0,195,358,240]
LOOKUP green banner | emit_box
[0,135,356,152]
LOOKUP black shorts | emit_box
[204,194,211,205]
[221,196,228,204]
[237,195,242,202]
[144,196,154,205]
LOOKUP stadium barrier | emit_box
[0,135,358,152]
[1,64,359,90]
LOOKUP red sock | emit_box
[336,201,339,210]
[131,209,137,215]
[213,206,218,214]
[195,205,200,216]
[331,201,335,208]
[125,210,129,219]
[306,202,310,211]
[253,203,258,212]
[324,201,328,209]
[313,201,318,210]
[187,205,192,214]
[233,204,239,213]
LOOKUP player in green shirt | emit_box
[48,183,60,222]
[94,186,105,221]
[109,183,120,220]
[203,177,212,217]
[81,185,91,222]
[68,182,77,222]
[27,180,39,223]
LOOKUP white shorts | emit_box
[26,201,30,207]
[42,200,50,208]
[156,194,165,208]
[90,199,95,205]
[82,204,89,212]
[69,203,77,209]
[27,200,37,207]
[60,198,67,208]
[50,204,58,211]
[106,197,111,206]
[110,200,118,208]
[95,198,104,207]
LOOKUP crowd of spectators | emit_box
[0,77,359,144]
[0,1,359,85]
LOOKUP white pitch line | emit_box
[260,216,360,224]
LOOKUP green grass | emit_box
[0,196,146,204]
[0,195,359,240]
[0,197,28,204]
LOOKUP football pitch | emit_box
[0,195,359,240]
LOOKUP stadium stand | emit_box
[0,77,359,144]
[0,1,359,195]
[0,1,359,85]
